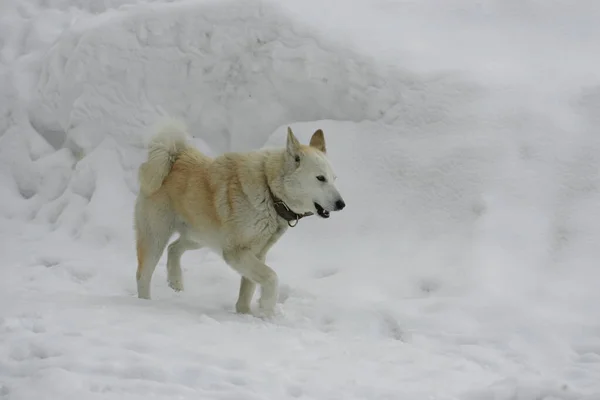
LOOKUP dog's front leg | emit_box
[234,242,280,314]
[223,249,278,317]
[235,227,285,314]
[236,277,256,314]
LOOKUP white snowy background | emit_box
[1,0,600,399]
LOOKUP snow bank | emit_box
[31,0,466,154]
[9,0,478,247]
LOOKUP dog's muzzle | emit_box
[314,198,345,218]
[314,202,330,218]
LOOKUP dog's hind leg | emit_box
[135,200,173,300]
[136,234,171,300]
[166,235,202,292]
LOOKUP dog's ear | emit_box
[286,127,301,163]
[309,129,326,153]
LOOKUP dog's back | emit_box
[162,146,220,231]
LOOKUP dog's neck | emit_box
[268,188,313,227]
[264,153,313,227]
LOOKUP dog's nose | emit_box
[335,199,346,210]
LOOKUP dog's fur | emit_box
[134,119,345,316]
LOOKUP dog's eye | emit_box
[316,175,327,182]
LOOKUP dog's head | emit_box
[282,127,345,219]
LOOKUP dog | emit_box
[134,119,345,316]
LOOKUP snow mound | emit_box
[30,0,469,154]
[6,0,479,249]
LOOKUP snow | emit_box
[1,0,600,399]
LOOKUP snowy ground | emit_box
[2,0,600,399]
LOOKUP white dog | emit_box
[134,120,345,316]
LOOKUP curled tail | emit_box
[138,118,189,196]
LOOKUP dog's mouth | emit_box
[314,202,330,218]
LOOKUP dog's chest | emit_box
[238,203,287,246]
[253,210,285,236]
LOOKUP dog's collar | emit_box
[269,189,313,228]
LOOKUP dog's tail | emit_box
[138,118,189,196]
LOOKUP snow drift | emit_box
[31,0,466,154]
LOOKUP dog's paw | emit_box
[168,279,184,292]
[255,305,276,319]
[235,303,252,315]
[256,303,284,320]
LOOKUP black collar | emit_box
[268,188,313,227]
